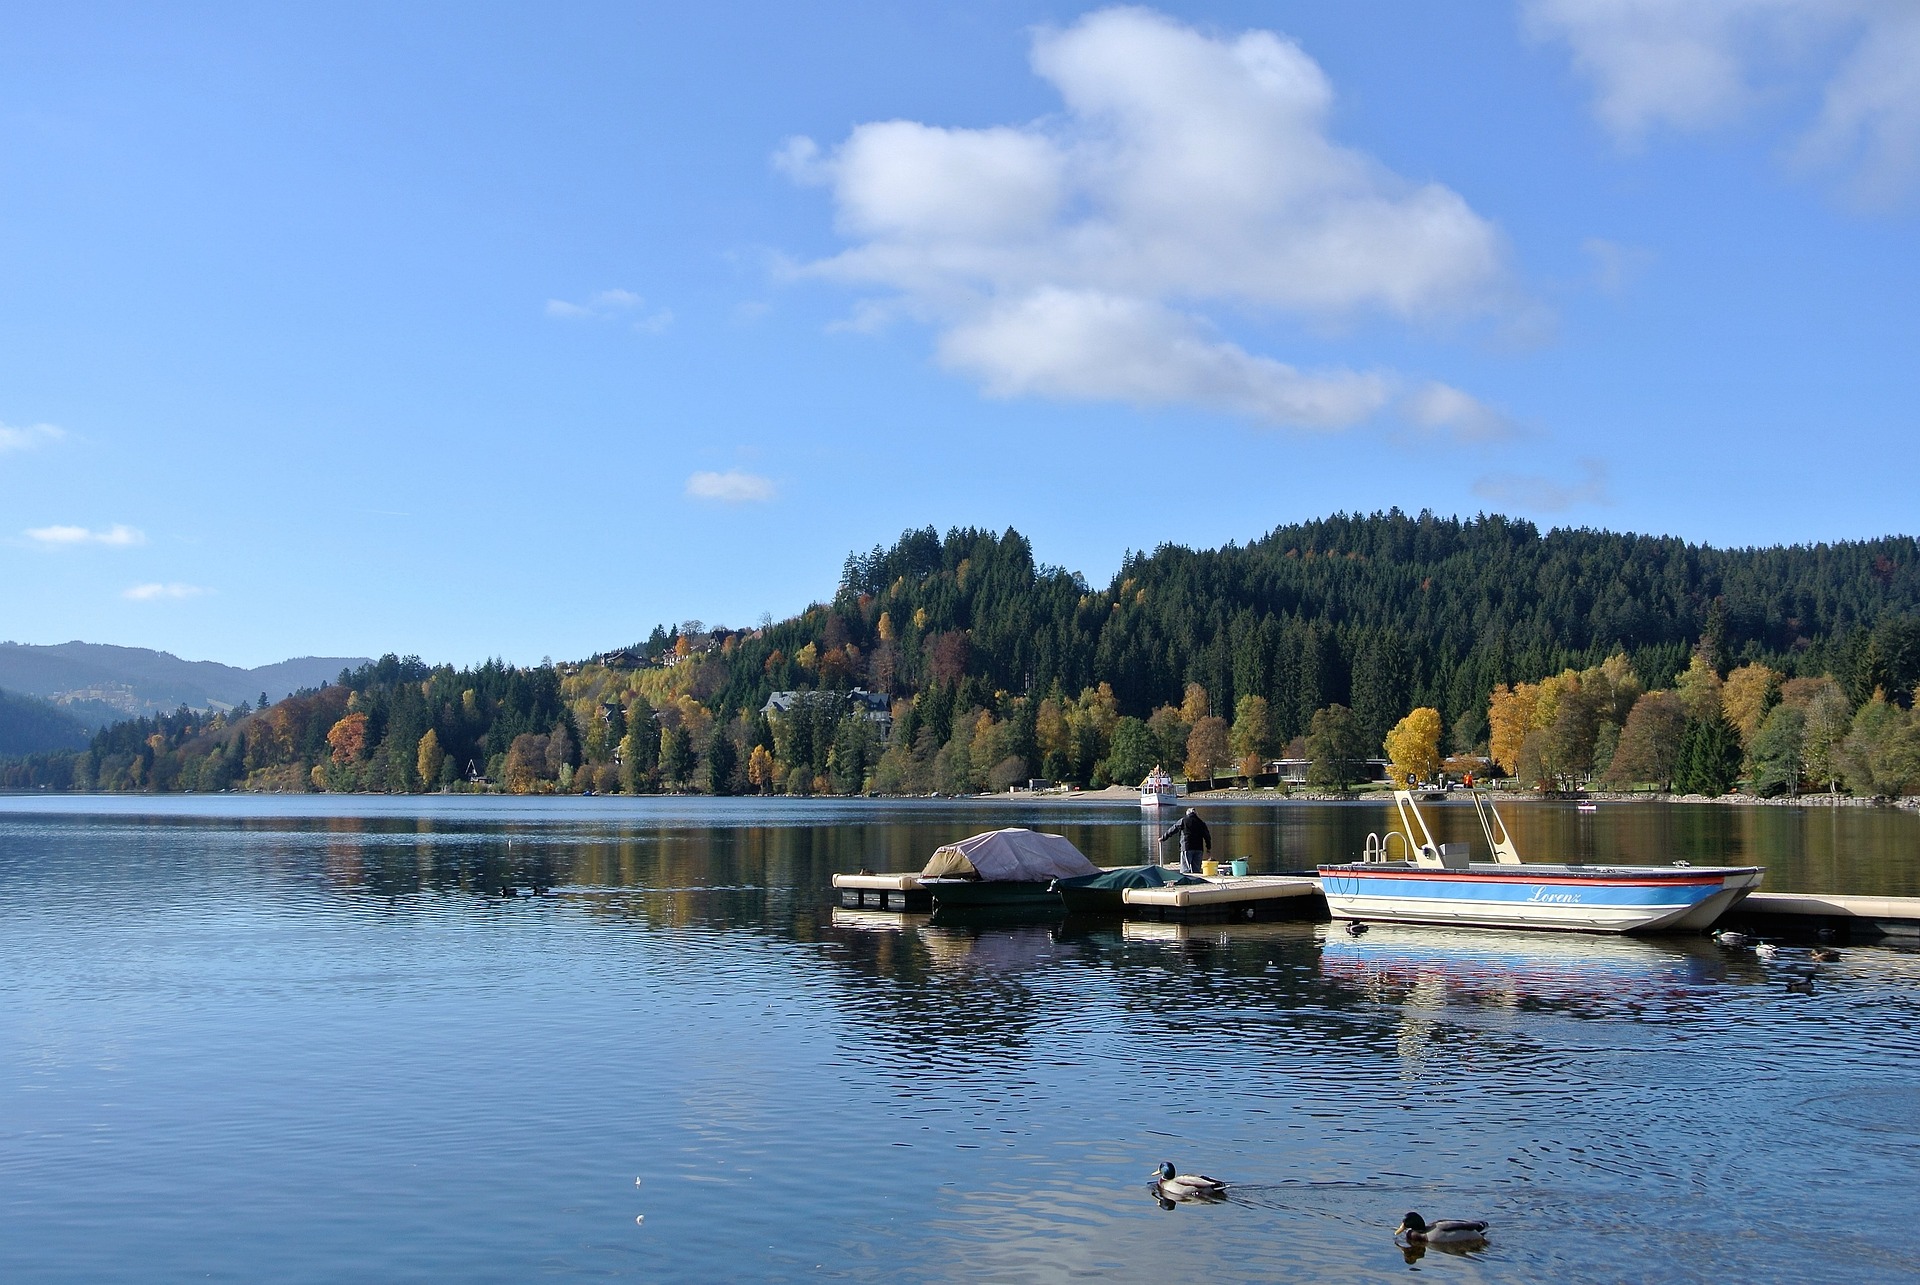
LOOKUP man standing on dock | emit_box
[1162,808,1212,874]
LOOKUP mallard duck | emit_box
[1811,946,1841,963]
[1712,930,1750,949]
[1785,975,1816,995]
[1753,942,1778,959]
[1396,1212,1488,1246]
[1151,1161,1228,1201]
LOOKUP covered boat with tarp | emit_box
[1051,864,1205,916]
[918,828,1100,908]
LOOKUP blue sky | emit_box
[2,2,1916,668]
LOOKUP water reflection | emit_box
[4,795,1920,1284]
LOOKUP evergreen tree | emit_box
[1675,714,1742,796]
[705,725,737,795]
[660,725,696,789]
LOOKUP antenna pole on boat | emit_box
[1470,787,1523,864]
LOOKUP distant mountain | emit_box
[0,688,92,756]
[0,642,372,723]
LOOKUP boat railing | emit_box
[1469,787,1524,864]
[1392,789,1446,867]
[1361,830,1412,863]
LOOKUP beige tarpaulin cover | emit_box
[919,828,1100,881]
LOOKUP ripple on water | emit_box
[2,801,1919,1282]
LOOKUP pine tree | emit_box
[705,726,737,795]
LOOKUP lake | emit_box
[3,794,1918,1282]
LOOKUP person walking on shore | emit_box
[1161,808,1212,874]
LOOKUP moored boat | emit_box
[1139,766,1181,809]
[1317,790,1762,934]
[1052,864,1205,915]
[917,827,1099,910]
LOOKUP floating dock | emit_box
[833,868,1325,921]
[831,869,1920,938]
[831,872,931,912]
[1720,891,1920,941]
[1120,874,1324,922]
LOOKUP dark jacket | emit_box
[1161,812,1212,853]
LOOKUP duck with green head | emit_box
[1395,1212,1488,1246]
[1150,1161,1227,1202]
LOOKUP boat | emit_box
[916,827,1100,910]
[1051,864,1205,915]
[1317,789,1763,934]
[1139,766,1181,809]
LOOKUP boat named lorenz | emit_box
[1318,789,1762,934]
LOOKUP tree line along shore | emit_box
[3,512,1916,801]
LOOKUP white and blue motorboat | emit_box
[1318,790,1763,934]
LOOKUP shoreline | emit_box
[970,784,1920,811]
[4,786,1916,813]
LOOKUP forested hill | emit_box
[781,512,1920,747]
[6,510,1918,797]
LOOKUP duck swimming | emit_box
[1395,1212,1488,1246]
[1151,1161,1228,1202]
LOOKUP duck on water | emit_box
[1395,1212,1489,1247]
[1150,1161,1227,1203]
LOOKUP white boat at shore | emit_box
[1139,766,1181,809]
[1318,789,1763,934]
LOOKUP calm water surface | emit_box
[3,795,1918,1283]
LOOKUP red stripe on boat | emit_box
[1317,867,1726,888]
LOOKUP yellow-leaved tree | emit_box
[747,744,775,793]
[1487,683,1538,776]
[1384,707,1443,786]
[1721,662,1782,747]
[1179,682,1210,724]
[416,728,444,789]
[1674,653,1724,722]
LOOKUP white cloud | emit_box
[780,6,1512,431]
[25,523,147,548]
[939,289,1393,428]
[1581,237,1656,295]
[0,421,64,453]
[546,288,668,324]
[685,470,776,504]
[1526,0,1920,203]
[1473,459,1610,512]
[1797,6,1920,205]
[123,582,210,601]
[1400,382,1518,442]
